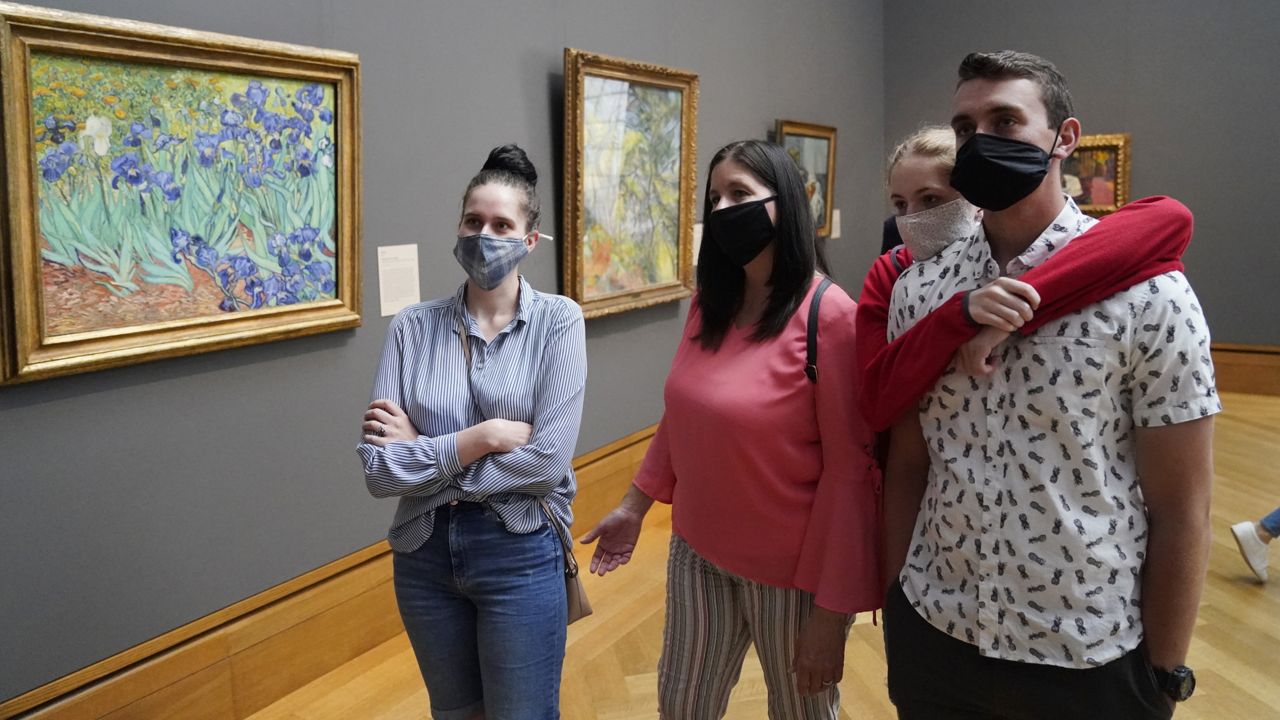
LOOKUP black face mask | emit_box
[950,132,1059,211]
[706,196,776,266]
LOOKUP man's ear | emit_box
[1054,118,1082,159]
[524,230,540,251]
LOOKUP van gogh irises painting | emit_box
[0,3,361,384]
[563,49,697,318]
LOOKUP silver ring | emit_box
[377,423,385,437]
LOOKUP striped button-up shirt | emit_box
[358,277,586,552]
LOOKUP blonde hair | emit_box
[886,126,956,184]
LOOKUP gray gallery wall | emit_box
[0,0,886,700]
[885,0,1280,346]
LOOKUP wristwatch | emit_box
[1151,665,1196,702]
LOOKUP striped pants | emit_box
[657,534,841,719]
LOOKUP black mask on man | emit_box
[706,196,776,266]
[950,132,1059,211]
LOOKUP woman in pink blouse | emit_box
[582,140,881,719]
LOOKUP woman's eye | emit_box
[892,202,907,215]
[924,195,941,207]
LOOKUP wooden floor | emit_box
[250,392,1280,719]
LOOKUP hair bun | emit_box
[482,144,537,187]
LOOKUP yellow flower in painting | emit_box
[67,87,86,97]
[208,76,221,85]
[113,108,127,119]
[103,95,119,104]
[50,81,63,89]
[184,77,200,88]
[89,73,104,82]
[32,87,51,96]
[165,78,178,89]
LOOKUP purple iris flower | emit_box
[261,111,286,135]
[294,148,313,178]
[110,153,149,189]
[169,228,192,262]
[244,277,266,309]
[150,171,183,202]
[218,297,237,312]
[194,133,220,167]
[37,114,77,144]
[318,107,333,124]
[285,117,311,142]
[39,150,69,182]
[221,109,245,128]
[153,133,184,152]
[246,81,270,108]
[297,84,324,106]
[304,261,331,281]
[228,255,257,279]
[123,122,148,148]
[263,273,284,297]
[291,102,314,123]
[194,243,219,270]
[267,233,288,256]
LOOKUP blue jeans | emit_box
[1262,506,1280,536]
[393,502,566,720]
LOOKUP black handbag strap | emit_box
[805,277,833,384]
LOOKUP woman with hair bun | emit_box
[358,144,586,719]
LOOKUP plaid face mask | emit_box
[453,232,529,290]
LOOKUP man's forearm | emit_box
[1140,503,1211,668]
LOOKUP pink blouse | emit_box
[635,278,882,614]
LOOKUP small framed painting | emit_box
[1063,133,1130,216]
[776,120,836,236]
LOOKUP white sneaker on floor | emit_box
[1231,521,1270,582]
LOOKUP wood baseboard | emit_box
[2,425,657,719]
[1212,345,1280,396]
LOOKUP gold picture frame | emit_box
[775,120,836,236]
[0,2,361,385]
[562,48,697,319]
[1063,132,1130,216]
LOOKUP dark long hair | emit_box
[695,140,824,351]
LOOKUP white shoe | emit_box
[1231,521,1270,582]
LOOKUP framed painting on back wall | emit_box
[562,48,698,319]
[0,2,362,385]
[775,120,836,236]
[1062,132,1130,216]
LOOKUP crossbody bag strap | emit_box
[538,498,580,578]
[805,276,833,384]
[463,307,576,578]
